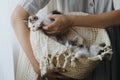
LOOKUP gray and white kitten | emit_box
[65,38,112,58]
[28,10,61,31]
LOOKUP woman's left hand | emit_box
[44,68,73,79]
[42,14,73,36]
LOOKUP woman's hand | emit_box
[44,68,73,79]
[45,68,66,78]
[42,14,73,36]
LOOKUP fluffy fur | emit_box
[65,38,112,59]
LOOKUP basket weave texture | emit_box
[30,12,111,79]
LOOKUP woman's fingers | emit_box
[42,22,56,31]
[45,72,67,78]
[42,24,60,35]
[42,14,72,35]
[49,14,57,20]
[45,72,74,79]
[42,25,50,31]
[54,68,67,73]
[44,30,60,35]
[47,68,67,73]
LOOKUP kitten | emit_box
[28,10,62,31]
[28,15,42,31]
[65,38,112,58]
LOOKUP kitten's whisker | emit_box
[22,18,28,23]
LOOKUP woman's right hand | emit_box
[45,68,73,79]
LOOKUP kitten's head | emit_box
[28,15,42,31]
[28,15,38,22]
[88,43,106,57]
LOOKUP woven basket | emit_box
[30,12,112,79]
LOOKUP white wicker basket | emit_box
[30,12,111,79]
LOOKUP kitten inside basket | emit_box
[28,10,113,77]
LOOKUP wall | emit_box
[0,0,15,80]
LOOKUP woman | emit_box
[11,0,120,80]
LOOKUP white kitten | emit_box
[28,10,61,31]
[28,15,51,31]
[65,38,111,58]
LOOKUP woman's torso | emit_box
[48,0,113,14]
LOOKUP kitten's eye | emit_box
[29,19,32,22]
[34,17,38,20]
[69,40,77,46]
[86,45,90,51]
[79,44,84,48]
[33,26,35,28]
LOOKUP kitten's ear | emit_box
[69,37,79,46]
